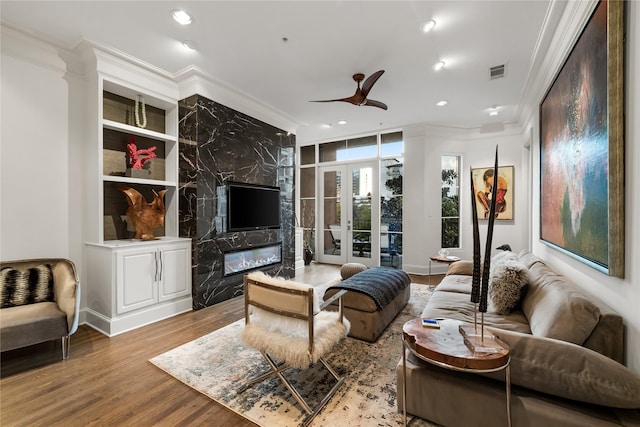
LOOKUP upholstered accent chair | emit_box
[1,258,80,359]
[239,271,350,426]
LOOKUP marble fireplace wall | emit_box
[178,94,296,310]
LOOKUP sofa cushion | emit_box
[518,249,544,269]
[1,264,54,308]
[488,328,640,409]
[521,263,600,345]
[0,302,68,351]
[488,253,528,314]
[422,289,531,334]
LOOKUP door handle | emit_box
[158,251,163,282]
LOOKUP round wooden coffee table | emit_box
[401,318,511,426]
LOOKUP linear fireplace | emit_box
[223,243,282,277]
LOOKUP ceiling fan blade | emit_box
[310,95,359,105]
[361,70,385,97]
[363,99,388,110]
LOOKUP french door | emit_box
[318,161,379,267]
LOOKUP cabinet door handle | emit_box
[158,252,163,282]
[154,251,159,282]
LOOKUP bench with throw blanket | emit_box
[324,267,410,342]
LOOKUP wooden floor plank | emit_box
[0,264,433,427]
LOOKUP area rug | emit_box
[150,284,438,427]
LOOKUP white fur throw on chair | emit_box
[242,271,350,369]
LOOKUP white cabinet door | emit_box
[158,241,191,302]
[116,247,158,314]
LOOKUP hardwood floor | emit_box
[0,264,435,427]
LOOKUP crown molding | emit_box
[1,22,69,75]
[517,0,598,127]
[174,66,300,134]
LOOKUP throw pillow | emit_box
[488,253,528,314]
[1,264,54,308]
[340,263,367,280]
[445,260,473,276]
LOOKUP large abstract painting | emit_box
[539,0,624,277]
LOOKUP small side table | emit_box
[401,318,511,427]
[428,255,460,288]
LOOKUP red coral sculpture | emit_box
[127,137,157,169]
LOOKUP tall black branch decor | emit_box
[460,146,503,352]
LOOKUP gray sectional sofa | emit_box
[397,250,640,427]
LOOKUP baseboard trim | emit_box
[84,297,192,337]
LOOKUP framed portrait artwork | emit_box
[472,165,514,221]
[539,0,624,277]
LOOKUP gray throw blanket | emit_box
[326,267,411,310]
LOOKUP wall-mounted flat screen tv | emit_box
[227,181,281,231]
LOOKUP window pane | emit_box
[442,218,459,248]
[300,167,315,198]
[322,170,341,198]
[381,157,403,197]
[441,155,460,249]
[300,145,315,165]
[352,232,371,258]
[300,199,315,229]
[324,229,340,255]
[344,135,377,160]
[319,140,346,162]
[352,196,371,231]
[381,196,403,232]
[381,131,403,157]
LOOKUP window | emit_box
[299,166,316,250]
[319,135,377,162]
[380,156,403,267]
[380,131,403,157]
[441,155,460,248]
[304,130,404,268]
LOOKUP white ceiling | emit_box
[1,1,555,142]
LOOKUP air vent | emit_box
[490,64,506,80]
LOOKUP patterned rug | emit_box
[150,284,438,427]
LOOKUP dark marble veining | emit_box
[179,94,296,309]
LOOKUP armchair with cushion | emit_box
[1,258,80,359]
[239,271,350,426]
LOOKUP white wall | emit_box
[402,124,529,275]
[1,40,71,260]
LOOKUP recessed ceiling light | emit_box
[172,9,192,25]
[489,111,499,116]
[422,20,436,33]
[322,123,332,128]
[433,61,445,71]
[337,120,347,125]
[181,40,197,50]
[436,100,448,107]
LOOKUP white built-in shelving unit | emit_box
[83,47,191,336]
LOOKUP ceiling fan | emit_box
[310,70,388,110]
